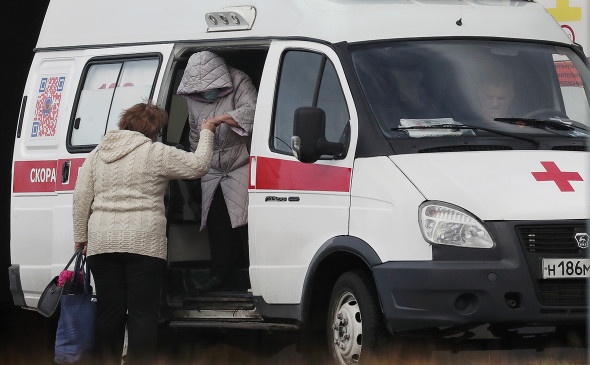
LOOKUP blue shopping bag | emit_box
[54,251,97,364]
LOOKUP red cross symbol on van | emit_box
[531,161,583,192]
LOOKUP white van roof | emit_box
[37,0,571,49]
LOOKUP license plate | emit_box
[542,258,590,279]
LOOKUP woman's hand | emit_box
[75,241,87,255]
[205,114,238,128]
[201,119,217,132]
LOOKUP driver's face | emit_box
[478,83,514,120]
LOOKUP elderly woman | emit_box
[72,102,216,365]
[177,51,257,291]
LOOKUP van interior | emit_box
[162,48,268,313]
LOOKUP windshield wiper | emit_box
[391,123,540,145]
[494,117,589,133]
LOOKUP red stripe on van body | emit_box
[254,156,351,192]
[56,158,86,191]
[13,160,58,193]
[13,158,87,193]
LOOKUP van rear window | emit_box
[68,57,160,150]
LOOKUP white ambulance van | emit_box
[9,0,590,363]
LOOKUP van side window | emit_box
[272,50,349,155]
[69,57,159,148]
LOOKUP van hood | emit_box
[390,151,588,221]
[97,130,151,163]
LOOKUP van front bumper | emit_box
[372,259,587,333]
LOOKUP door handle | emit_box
[61,161,71,184]
[250,156,256,188]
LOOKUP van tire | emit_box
[327,270,381,364]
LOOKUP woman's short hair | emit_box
[118,102,168,138]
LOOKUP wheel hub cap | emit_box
[332,292,362,364]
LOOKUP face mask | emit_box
[202,89,220,100]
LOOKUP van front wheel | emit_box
[327,270,381,365]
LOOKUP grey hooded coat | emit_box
[177,51,257,230]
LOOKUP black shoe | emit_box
[196,276,225,292]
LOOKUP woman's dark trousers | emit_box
[207,186,249,287]
[87,252,165,365]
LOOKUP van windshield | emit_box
[350,40,590,149]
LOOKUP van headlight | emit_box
[418,202,494,248]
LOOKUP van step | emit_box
[168,320,300,331]
[165,307,261,321]
[184,291,253,301]
[180,292,255,310]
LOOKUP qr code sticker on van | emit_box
[32,76,65,138]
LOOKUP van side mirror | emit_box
[290,107,343,163]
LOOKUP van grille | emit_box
[418,145,511,153]
[515,224,587,306]
[416,145,585,153]
[552,146,586,151]
[516,224,585,253]
[535,279,587,306]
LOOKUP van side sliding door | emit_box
[11,44,173,308]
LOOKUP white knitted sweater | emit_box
[73,129,214,260]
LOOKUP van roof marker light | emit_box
[205,6,256,32]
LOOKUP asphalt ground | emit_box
[1,305,587,365]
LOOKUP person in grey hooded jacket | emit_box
[177,51,257,291]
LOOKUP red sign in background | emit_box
[555,61,582,87]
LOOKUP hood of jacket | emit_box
[176,51,233,102]
[97,130,151,163]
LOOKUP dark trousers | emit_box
[208,187,248,284]
[87,253,165,365]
